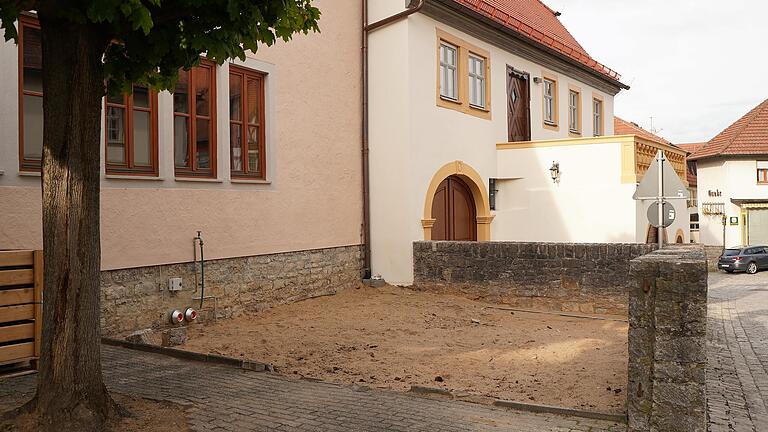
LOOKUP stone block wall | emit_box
[100,245,362,335]
[628,245,708,432]
[413,241,657,315]
[704,245,724,272]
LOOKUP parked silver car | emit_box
[718,245,768,274]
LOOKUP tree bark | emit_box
[33,13,115,432]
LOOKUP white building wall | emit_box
[697,158,768,247]
[368,12,623,285]
[495,143,637,242]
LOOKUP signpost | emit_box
[633,150,689,249]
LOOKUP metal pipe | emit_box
[195,231,205,309]
[361,0,424,279]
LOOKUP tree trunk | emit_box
[33,13,115,432]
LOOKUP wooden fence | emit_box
[0,250,42,378]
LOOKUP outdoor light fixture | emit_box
[532,76,542,84]
[549,161,561,183]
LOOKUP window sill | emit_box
[231,178,271,184]
[439,95,461,105]
[568,130,582,137]
[106,174,164,181]
[469,104,490,113]
[174,177,223,183]
[18,171,41,177]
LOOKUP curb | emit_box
[493,399,627,423]
[101,337,271,372]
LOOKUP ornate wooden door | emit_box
[507,67,530,142]
[431,176,477,241]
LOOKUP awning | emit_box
[731,199,768,209]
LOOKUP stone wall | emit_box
[704,245,724,272]
[101,245,362,335]
[627,245,708,432]
[413,241,656,315]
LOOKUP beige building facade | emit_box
[0,3,365,333]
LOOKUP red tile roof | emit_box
[677,142,705,154]
[614,117,671,146]
[690,99,768,160]
[448,0,624,85]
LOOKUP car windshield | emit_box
[723,249,741,256]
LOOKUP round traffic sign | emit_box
[647,202,675,228]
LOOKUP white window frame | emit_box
[468,54,486,109]
[543,79,555,125]
[568,90,579,133]
[439,42,458,101]
[593,98,603,136]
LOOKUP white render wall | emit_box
[494,142,637,242]
[368,12,621,285]
[696,158,768,247]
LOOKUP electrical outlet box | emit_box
[168,277,183,292]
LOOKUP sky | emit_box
[544,0,768,144]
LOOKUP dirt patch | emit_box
[1,394,190,432]
[182,285,628,413]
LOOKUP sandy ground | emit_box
[0,394,190,432]
[182,285,628,413]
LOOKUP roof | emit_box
[677,142,705,155]
[447,0,626,87]
[690,99,768,160]
[614,117,671,146]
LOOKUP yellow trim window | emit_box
[468,54,486,109]
[593,98,603,136]
[568,89,580,133]
[439,42,458,101]
[543,79,556,125]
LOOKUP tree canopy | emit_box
[0,0,321,93]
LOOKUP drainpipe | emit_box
[361,0,424,279]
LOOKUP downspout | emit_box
[362,0,424,279]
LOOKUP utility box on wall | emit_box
[167,277,183,292]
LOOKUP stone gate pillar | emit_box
[628,245,708,432]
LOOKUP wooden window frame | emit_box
[18,15,42,172]
[542,74,558,130]
[439,42,458,101]
[468,53,487,109]
[593,94,604,137]
[174,59,217,178]
[757,161,768,184]
[229,65,267,179]
[568,86,581,136]
[435,29,491,120]
[104,86,159,176]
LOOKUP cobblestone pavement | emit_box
[0,345,624,431]
[708,271,768,432]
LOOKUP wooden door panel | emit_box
[507,67,531,142]
[450,178,476,241]
[431,179,449,241]
[430,176,477,241]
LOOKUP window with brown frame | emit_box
[229,66,266,179]
[104,85,158,175]
[18,15,43,172]
[174,60,217,177]
[758,161,768,184]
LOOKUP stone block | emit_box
[161,327,188,347]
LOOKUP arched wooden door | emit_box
[431,176,477,241]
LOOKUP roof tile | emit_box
[614,117,672,146]
[449,0,623,83]
[689,99,768,160]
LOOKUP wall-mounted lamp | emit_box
[532,76,542,84]
[549,162,561,184]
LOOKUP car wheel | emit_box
[747,262,758,274]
